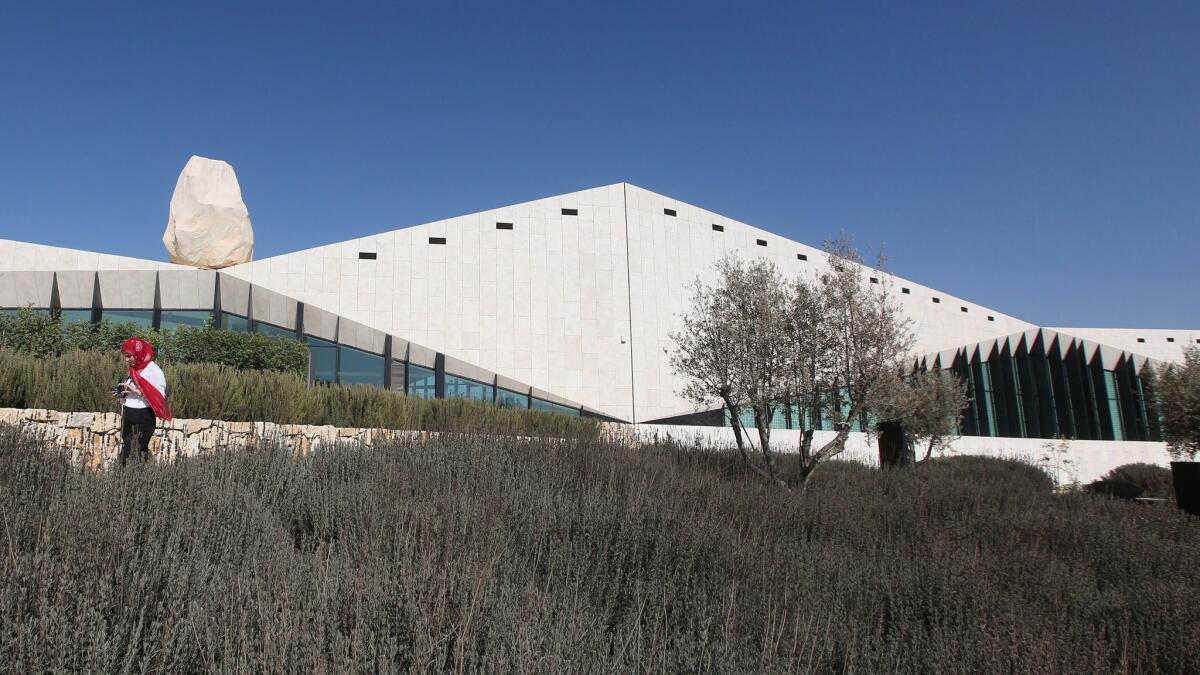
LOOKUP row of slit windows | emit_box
[402,209,1148,332]
[397,212,1005,324]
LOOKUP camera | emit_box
[112,383,127,396]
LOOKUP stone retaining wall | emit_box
[0,408,434,471]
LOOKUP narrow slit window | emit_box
[712,224,724,232]
[869,277,878,284]
[664,208,676,217]
[756,239,767,247]
[1137,337,1146,343]
[960,307,968,313]
[358,252,377,260]
[495,222,513,230]
[1167,337,1175,343]
[797,253,807,261]
[932,297,941,304]
[561,208,578,216]
[987,316,995,322]
[901,287,910,294]
[428,237,446,245]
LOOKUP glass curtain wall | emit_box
[338,345,384,387]
[100,309,154,328]
[57,309,94,324]
[252,321,297,339]
[220,313,250,332]
[307,337,337,384]
[159,310,212,330]
[496,388,530,409]
[407,364,437,399]
[532,398,580,416]
[444,374,494,403]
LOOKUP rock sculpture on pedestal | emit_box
[162,155,254,268]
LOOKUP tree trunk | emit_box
[724,397,775,484]
[797,429,852,489]
[725,400,746,453]
[877,421,914,468]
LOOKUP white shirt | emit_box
[123,361,167,409]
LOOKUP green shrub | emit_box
[0,308,64,358]
[1102,463,1174,499]
[0,307,308,375]
[919,454,1055,494]
[0,347,599,438]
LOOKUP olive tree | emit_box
[871,369,970,465]
[671,237,914,488]
[670,256,792,484]
[1156,346,1200,461]
[788,237,914,484]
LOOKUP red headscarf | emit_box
[120,338,173,420]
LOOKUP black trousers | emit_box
[120,406,157,466]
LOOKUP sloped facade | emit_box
[2,182,1197,433]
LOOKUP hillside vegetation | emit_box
[0,428,1196,672]
[0,347,599,439]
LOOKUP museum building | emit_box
[2,182,1196,439]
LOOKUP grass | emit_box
[1,427,1197,672]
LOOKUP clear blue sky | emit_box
[1,2,1196,328]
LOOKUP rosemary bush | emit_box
[0,428,1196,672]
[1101,463,1175,499]
[0,348,598,439]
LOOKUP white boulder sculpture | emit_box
[162,156,254,268]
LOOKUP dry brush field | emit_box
[0,426,1197,673]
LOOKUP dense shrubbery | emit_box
[0,308,308,374]
[0,347,598,438]
[0,428,1196,671]
[1101,463,1175,499]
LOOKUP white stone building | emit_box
[2,183,1196,478]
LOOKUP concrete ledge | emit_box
[217,273,250,316]
[98,270,157,308]
[443,355,495,385]
[250,285,298,330]
[338,318,386,354]
[531,387,578,409]
[54,271,96,308]
[158,270,217,310]
[406,343,437,369]
[0,271,55,307]
[302,304,338,341]
[495,375,530,394]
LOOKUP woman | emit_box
[112,337,172,465]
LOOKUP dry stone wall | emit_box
[0,408,430,471]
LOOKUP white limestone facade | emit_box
[221,183,1043,422]
[1046,327,1198,364]
[2,183,1194,427]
